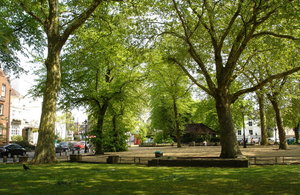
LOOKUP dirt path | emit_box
[105,145,300,157]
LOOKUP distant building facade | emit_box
[0,70,11,145]
[236,120,261,143]
[236,119,295,144]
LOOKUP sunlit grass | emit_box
[0,163,300,194]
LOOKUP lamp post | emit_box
[274,127,278,145]
[84,120,88,153]
[241,106,247,148]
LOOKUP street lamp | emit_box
[84,120,88,153]
[240,106,247,148]
[274,127,278,145]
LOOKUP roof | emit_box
[11,88,21,96]
[185,123,215,135]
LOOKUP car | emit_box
[287,137,296,145]
[55,142,74,153]
[73,142,85,150]
[0,143,26,157]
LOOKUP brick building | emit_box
[0,69,11,145]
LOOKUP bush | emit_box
[11,135,23,142]
[154,132,174,144]
[210,137,220,143]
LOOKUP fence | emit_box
[247,156,300,165]
[2,154,300,165]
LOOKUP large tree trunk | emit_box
[269,97,287,150]
[295,123,300,143]
[216,94,242,158]
[257,92,268,145]
[172,97,181,148]
[94,102,109,155]
[31,47,61,164]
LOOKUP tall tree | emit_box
[58,9,145,154]
[141,0,300,158]
[149,60,193,147]
[15,0,122,163]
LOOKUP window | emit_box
[1,84,6,97]
[249,130,253,135]
[248,121,253,126]
[237,130,242,135]
[0,104,3,115]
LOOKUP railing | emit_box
[247,156,300,165]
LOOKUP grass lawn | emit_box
[0,163,300,195]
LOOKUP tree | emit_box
[148,55,193,147]
[15,0,122,163]
[58,8,145,154]
[141,0,300,158]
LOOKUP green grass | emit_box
[0,163,300,194]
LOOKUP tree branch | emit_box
[19,0,45,26]
[231,66,300,103]
[252,31,300,40]
[168,57,213,96]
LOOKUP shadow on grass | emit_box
[0,163,300,194]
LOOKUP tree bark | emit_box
[172,97,181,148]
[269,96,287,150]
[295,123,300,143]
[215,93,242,158]
[257,92,268,145]
[94,101,109,155]
[31,45,61,164]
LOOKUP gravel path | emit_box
[103,145,300,158]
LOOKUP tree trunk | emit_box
[112,114,119,149]
[172,97,181,148]
[31,47,61,164]
[94,102,109,155]
[257,92,268,145]
[269,97,287,150]
[216,94,242,158]
[295,123,299,143]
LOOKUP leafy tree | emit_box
[58,8,146,154]
[12,0,123,163]
[148,55,193,147]
[141,0,300,158]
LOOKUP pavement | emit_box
[2,145,300,164]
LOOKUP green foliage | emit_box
[148,52,194,142]
[153,131,174,144]
[11,135,23,142]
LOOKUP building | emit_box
[0,70,11,145]
[236,119,295,144]
[236,120,261,143]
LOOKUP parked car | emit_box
[0,143,26,157]
[287,137,296,145]
[73,142,85,150]
[55,142,74,153]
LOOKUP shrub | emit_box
[11,135,23,142]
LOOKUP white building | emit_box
[236,119,261,144]
[9,88,42,144]
[9,88,75,144]
[236,119,295,144]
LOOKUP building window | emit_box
[249,130,253,135]
[0,104,3,115]
[248,121,253,126]
[237,130,242,135]
[1,84,6,97]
